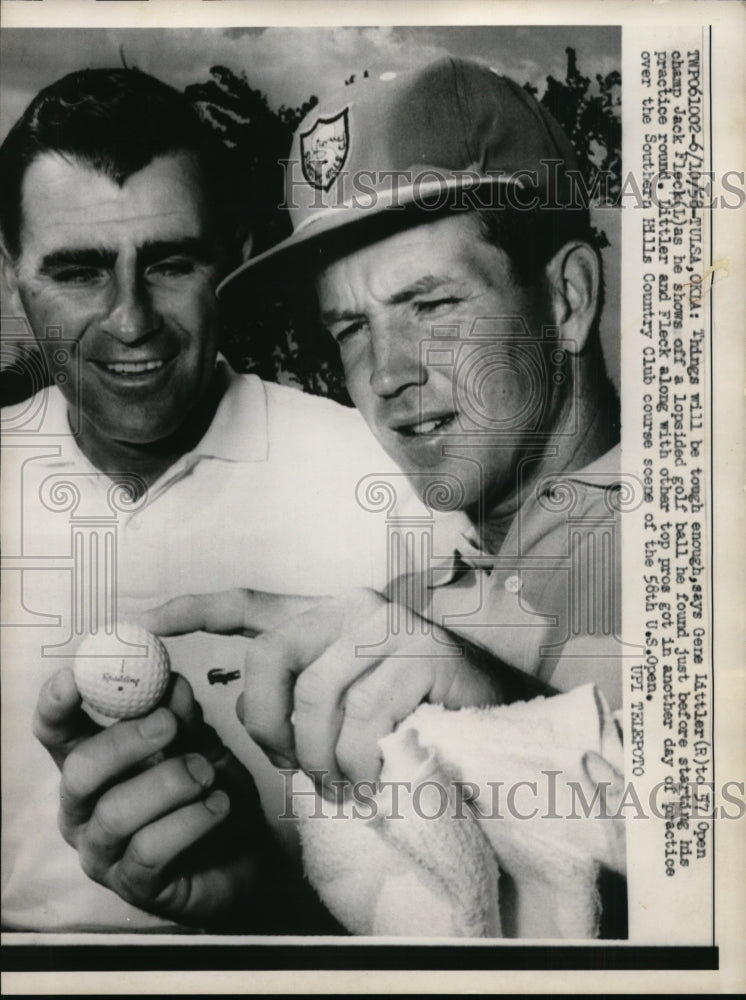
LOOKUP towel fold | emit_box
[295,684,625,937]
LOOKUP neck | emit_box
[69,372,225,501]
[473,357,619,553]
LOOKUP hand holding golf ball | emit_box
[73,622,171,725]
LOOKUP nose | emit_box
[369,323,427,398]
[100,275,158,344]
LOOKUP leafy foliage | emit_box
[526,47,622,206]
[183,67,348,399]
[185,66,318,256]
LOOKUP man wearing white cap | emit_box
[212,55,625,754]
[36,58,626,935]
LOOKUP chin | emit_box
[110,420,181,447]
[402,469,475,514]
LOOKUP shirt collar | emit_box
[188,357,269,464]
[27,387,86,470]
[454,444,623,566]
[30,356,269,472]
[544,442,622,488]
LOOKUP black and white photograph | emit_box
[0,1,743,995]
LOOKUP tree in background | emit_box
[184,66,349,401]
[1,49,622,406]
[527,47,622,209]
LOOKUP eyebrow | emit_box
[39,238,213,274]
[386,274,452,306]
[320,274,456,324]
[40,248,117,273]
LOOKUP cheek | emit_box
[340,351,371,408]
[454,340,544,432]
[21,287,105,352]
[161,283,219,346]
[20,285,68,324]
[29,308,87,392]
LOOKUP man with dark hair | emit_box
[1,69,231,495]
[0,68,234,263]
[33,58,626,937]
[1,67,427,932]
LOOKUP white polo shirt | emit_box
[1,360,441,932]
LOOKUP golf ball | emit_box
[73,622,171,725]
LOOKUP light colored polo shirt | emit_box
[389,447,624,711]
[1,360,438,932]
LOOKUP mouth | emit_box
[88,356,179,388]
[95,359,167,377]
[393,412,458,438]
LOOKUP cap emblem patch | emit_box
[300,109,350,191]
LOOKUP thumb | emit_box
[32,667,98,770]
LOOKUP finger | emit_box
[139,589,324,638]
[290,603,451,783]
[78,753,216,876]
[163,675,255,811]
[161,674,224,763]
[111,790,231,910]
[291,608,393,784]
[59,708,178,836]
[333,626,501,784]
[32,668,98,769]
[242,634,298,767]
[241,597,354,767]
[163,671,201,724]
[334,657,441,784]
[582,749,625,795]
[269,594,416,782]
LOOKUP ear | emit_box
[0,241,25,317]
[543,242,600,355]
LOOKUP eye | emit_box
[415,296,461,314]
[51,267,105,286]
[329,319,367,345]
[147,257,196,278]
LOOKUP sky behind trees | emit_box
[0,25,619,140]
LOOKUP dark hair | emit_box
[0,67,234,258]
[471,201,606,342]
[475,204,593,277]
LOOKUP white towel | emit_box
[294,684,625,938]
